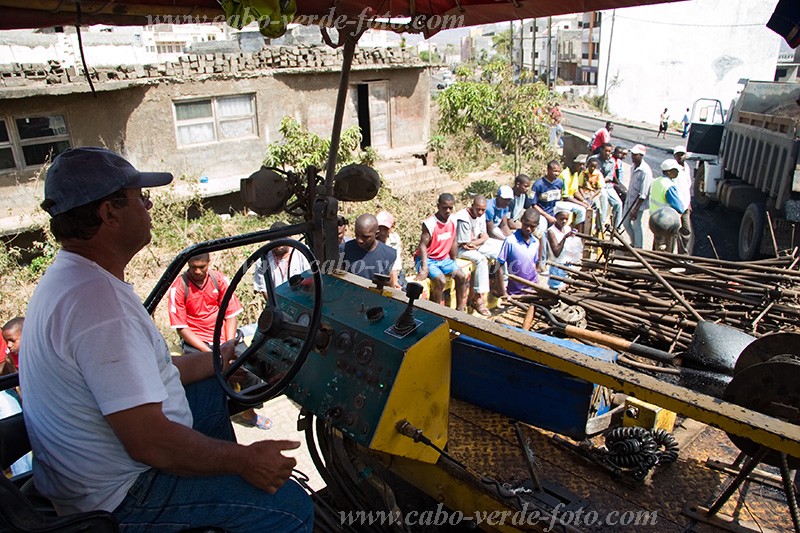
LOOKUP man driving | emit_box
[20,147,312,532]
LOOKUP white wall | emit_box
[600,0,781,124]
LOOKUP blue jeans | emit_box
[112,378,313,532]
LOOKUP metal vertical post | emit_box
[602,10,616,113]
[547,16,552,89]
[531,18,536,77]
[324,31,360,193]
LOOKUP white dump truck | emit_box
[688,80,800,260]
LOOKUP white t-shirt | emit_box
[385,232,403,271]
[20,251,191,514]
[253,248,310,292]
[675,161,693,209]
[454,208,487,248]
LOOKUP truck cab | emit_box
[687,80,800,260]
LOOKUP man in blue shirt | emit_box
[497,207,541,296]
[530,160,565,226]
[341,214,398,285]
[485,185,513,240]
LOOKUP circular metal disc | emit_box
[733,332,800,375]
[722,359,800,468]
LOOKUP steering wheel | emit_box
[212,238,323,404]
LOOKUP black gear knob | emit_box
[393,282,424,335]
[405,282,423,301]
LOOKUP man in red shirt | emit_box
[168,253,269,428]
[415,193,467,311]
[168,253,242,352]
[590,121,614,155]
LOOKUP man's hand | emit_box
[545,214,557,226]
[241,440,301,494]
[416,266,428,281]
[462,242,476,250]
[630,209,639,222]
[221,340,250,385]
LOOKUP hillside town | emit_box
[0,0,799,532]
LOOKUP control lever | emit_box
[393,282,423,334]
[372,273,391,291]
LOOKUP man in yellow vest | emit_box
[649,159,686,252]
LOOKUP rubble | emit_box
[0,45,420,88]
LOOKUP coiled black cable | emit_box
[602,426,679,480]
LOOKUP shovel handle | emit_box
[563,325,677,365]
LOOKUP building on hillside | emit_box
[599,0,781,124]
[518,16,578,83]
[0,44,430,234]
[775,43,799,82]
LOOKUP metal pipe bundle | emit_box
[506,240,800,354]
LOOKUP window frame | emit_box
[172,94,258,148]
[0,113,72,173]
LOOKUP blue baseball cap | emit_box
[43,147,173,216]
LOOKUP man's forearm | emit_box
[172,351,215,385]
[107,403,298,494]
[179,328,211,353]
[224,316,237,343]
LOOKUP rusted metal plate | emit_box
[448,399,796,532]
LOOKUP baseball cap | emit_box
[673,145,687,155]
[574,154,588,163]
[376,210,395,229]
[660,159,682,172]
[43,147,173,216]
[630,144,647,155]
[497,185,514,200]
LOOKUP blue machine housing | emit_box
[451,331,618,440]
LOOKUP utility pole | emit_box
[531,18,536,77]
[547,16,552,89]
[509,20,514,68]
[602,10,616,113]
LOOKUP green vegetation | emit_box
[434,60,556,176]
[460,179,499,202]
[263,117,372,172]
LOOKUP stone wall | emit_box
[0,45,419,89]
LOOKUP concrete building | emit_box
[0,45,429,234]
[775,42,799,82]
[600,0,781,124]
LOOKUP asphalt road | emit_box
[562,110,743,260]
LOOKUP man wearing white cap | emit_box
[622,144,653,248]
[650,159,686,253]
[485,185,514,240]
[673,145,694,254]
[376,210,405,289]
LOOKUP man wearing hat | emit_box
[20,147,312,531]
[650,158,687,253]
[485,185,514,240]
[622,144,654,248]
[673,145,694,254]
[376,210,405,289]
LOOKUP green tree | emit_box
[263,117,367,171]
[491,30,511,58]
[436,60,554,175]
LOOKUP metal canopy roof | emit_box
[0,0,685,34]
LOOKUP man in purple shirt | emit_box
[496,207,540,296]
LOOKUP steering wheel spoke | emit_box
[261,260,278,306]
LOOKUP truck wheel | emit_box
[692,162,714,209]
[738,203,765,261]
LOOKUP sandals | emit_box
[234,413,273,430]
[470,300,491,317]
